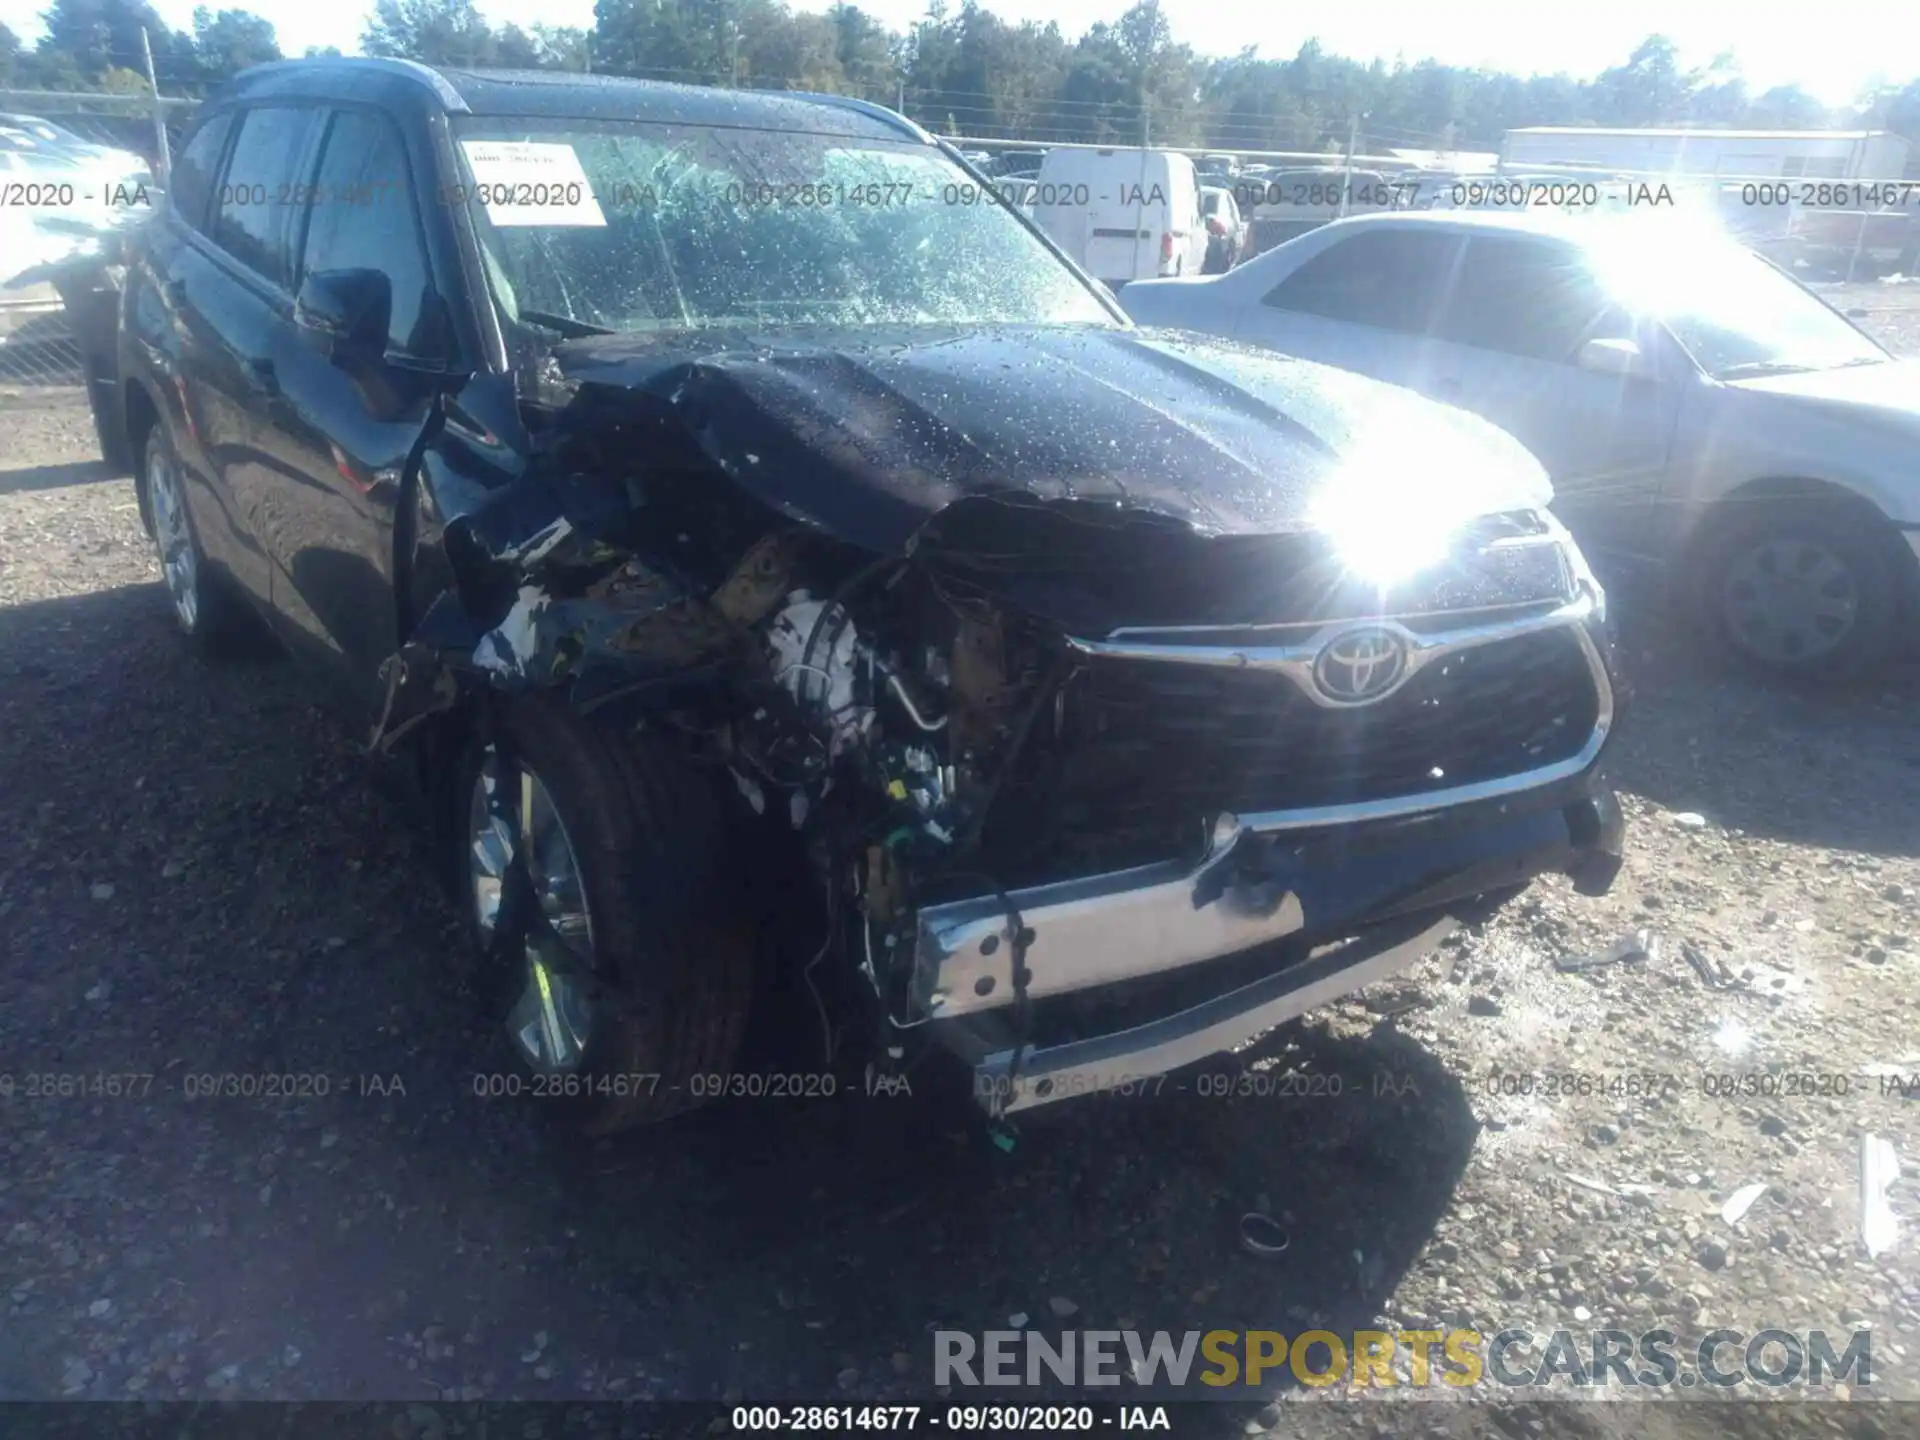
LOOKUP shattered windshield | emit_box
[449,116,1115,335]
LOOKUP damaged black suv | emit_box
[117,57,1624,1131]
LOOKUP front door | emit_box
[1414,233,1684,564]
[264,104,444,721]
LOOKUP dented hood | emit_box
[550,324,1552,553]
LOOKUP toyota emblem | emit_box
[1311,626,1409,704]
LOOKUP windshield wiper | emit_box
[517,308,614,339]
[1715,360,1817,379]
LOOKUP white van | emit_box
[1029,148,1206,290]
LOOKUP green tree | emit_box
[591,0,696,79]
[829,3,897,102]
[0,21,20,84]
[529,24,590,70]
[185,7,281,85]
[36,0,173,82]
[1593,35,1692,125]
[1745,83,1830,130]
[493,22,541,67]
[98,62,151,92]
[1857,76,1920,151]
[1687,51,1748,126]
[361,0,495,66]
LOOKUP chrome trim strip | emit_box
[969,914,1458,1116]
[914,606,1613,1018]
[1103,594,1567,640]
[913,815,1304,1021]
[1069,592,1597,709]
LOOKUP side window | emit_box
[1434,236,1627,362]
[209,106,320,289]
[169,110,233,231]
[1260,230,1465,334]
[300,108,435,357]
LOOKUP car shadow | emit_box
[1599,575,1920,858]
[0,578,1479,1412]
[566,1018,1477,1405]
[0,458,120,496]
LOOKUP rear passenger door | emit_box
[265,105,447,715]
[133,111,254,591]
[1238,227,1466,385]
[194,104,326,611]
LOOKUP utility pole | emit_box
[139,26,171,188]
[1338,111,1363,217]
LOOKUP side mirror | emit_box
[295,267,391,359]
[1576,335,1655,380]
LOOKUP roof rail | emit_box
[224,56,469,113]
[785,91,931,144]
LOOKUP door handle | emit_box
[246,357,279,396]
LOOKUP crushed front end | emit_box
[375,334,1625,1120]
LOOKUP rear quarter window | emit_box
[208,106,321,290]
[1261,229,1466,333]
[169,111,233,231]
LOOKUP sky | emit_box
[2,0,1916,109]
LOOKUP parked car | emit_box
[1031,145,1208,288]
[0,112,157,288]
[1119,210,1920,678]
[0,111,152,190]
[1235,167,1396,256]
[108,59,1623,1131]
[1199,185,1247,273]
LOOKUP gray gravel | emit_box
[4,302,1920,1437]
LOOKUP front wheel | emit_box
[457,698,755,1133]
[1691,501,1910,681]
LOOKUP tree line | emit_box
[4,0,1918,158]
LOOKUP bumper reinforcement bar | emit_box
[968,912,1458,1116]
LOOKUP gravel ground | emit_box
[4,293,1920,1437]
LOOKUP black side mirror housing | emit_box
[295,267,392,360]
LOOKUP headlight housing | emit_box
[1541,510,1607,627]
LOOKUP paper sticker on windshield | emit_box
[457,141,606,227]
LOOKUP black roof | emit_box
[210,58,928,142]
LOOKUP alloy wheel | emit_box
[146,444,199,632]
[468,751,598,1072]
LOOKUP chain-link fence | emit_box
[1,88,189,392]
[0,293,86,388]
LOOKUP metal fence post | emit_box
[140,27,171,187]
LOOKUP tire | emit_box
[455,697,755,1134]
[139,422,251,656]
[1689,498,1910,682]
